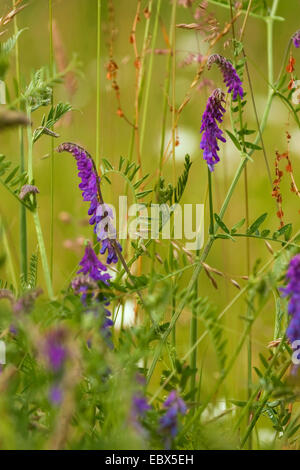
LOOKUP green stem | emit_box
[229,0,252,446]
[26,107,54,299]
[1,217,18,292]
[189,279,198,404]
[140,0,162,153]
[32,211,54,299]
[128,0,153,164]
[159,0,177,175]
[208,169,214,235]
[96,0,101,170]
[26,106,33,181]
[14,1,27,282]
[49,0,54,280]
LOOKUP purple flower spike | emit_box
[281,254,300,344]
[293,30,300,48]
[77,243,111,284]
[58,143,120,343]
[200,88,226,172]
[44,328,68,372]
[130,392,151,434]
[159,390,186,445]
[49,385,63,405]
[207,54,244,100]
[57,142,121,266]
[132,394,151,418]
[73,243,114,341]
[100,239,121,265]
[57,143,99,228]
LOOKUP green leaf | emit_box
[275,223,292,240]
[259,353,269,370]
[214,214,230,234]
[245,141,262,151]
[226,130,241,151]
[261,229,271,238]
[118,156,125,171]
[238,129,256,136]
[247,213,268,235]
[4,166,19,184]
[231,218,245,234]
[173,155,192,203]
[216,234,235,241]
[136,190,152,199]
[102,158,113,170]
[133,174,149,190]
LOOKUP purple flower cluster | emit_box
[281,254,300,344]
[77,243,111,284]
[200,88,226,171]
[95,204,120,264]
[72,243,113,338]
[58,143,99,226]
[44,327,68,372]
[293,30,300,48]
[130,385,151,435]
[49,385,63,405]
[43,329,68,405]
[57,142,121,266]
[57,142,123,342]
[159,390,187,445]
[207,54,244,100]
[132,394,151,418]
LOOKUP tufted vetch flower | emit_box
[292,30,300,48]
[57,142,121,265]
[43,327,68,372]
[159,390,187,446]
[281,254,300,344]
[207,54,244,100]
[72,243,113,339]
[200,88,226,172]
[77,242,111,284]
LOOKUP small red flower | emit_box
[286,56,296,73]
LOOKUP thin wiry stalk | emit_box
[126,0,153,275]
[13,0,27,283]
[169,0,177,347]
[96,0,101,170]
[1,217,18,292]
[190,169,212,401]
[140,0,162,153]
[171,0,177,187]
[128,0,152,166]
[229,0,252,447]
[159,1,177,176]
[94,0,102,251]
[26,106,54,299]
[49,0,54,281]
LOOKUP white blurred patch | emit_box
[0,81,6,104]
[289,128,300,156]
[257,428,275,447]
[161,126,199,162]
[255,95,287,125]
[202,398,235,421]
[114,299,136,329]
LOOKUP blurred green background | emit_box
[0,0,300,447]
